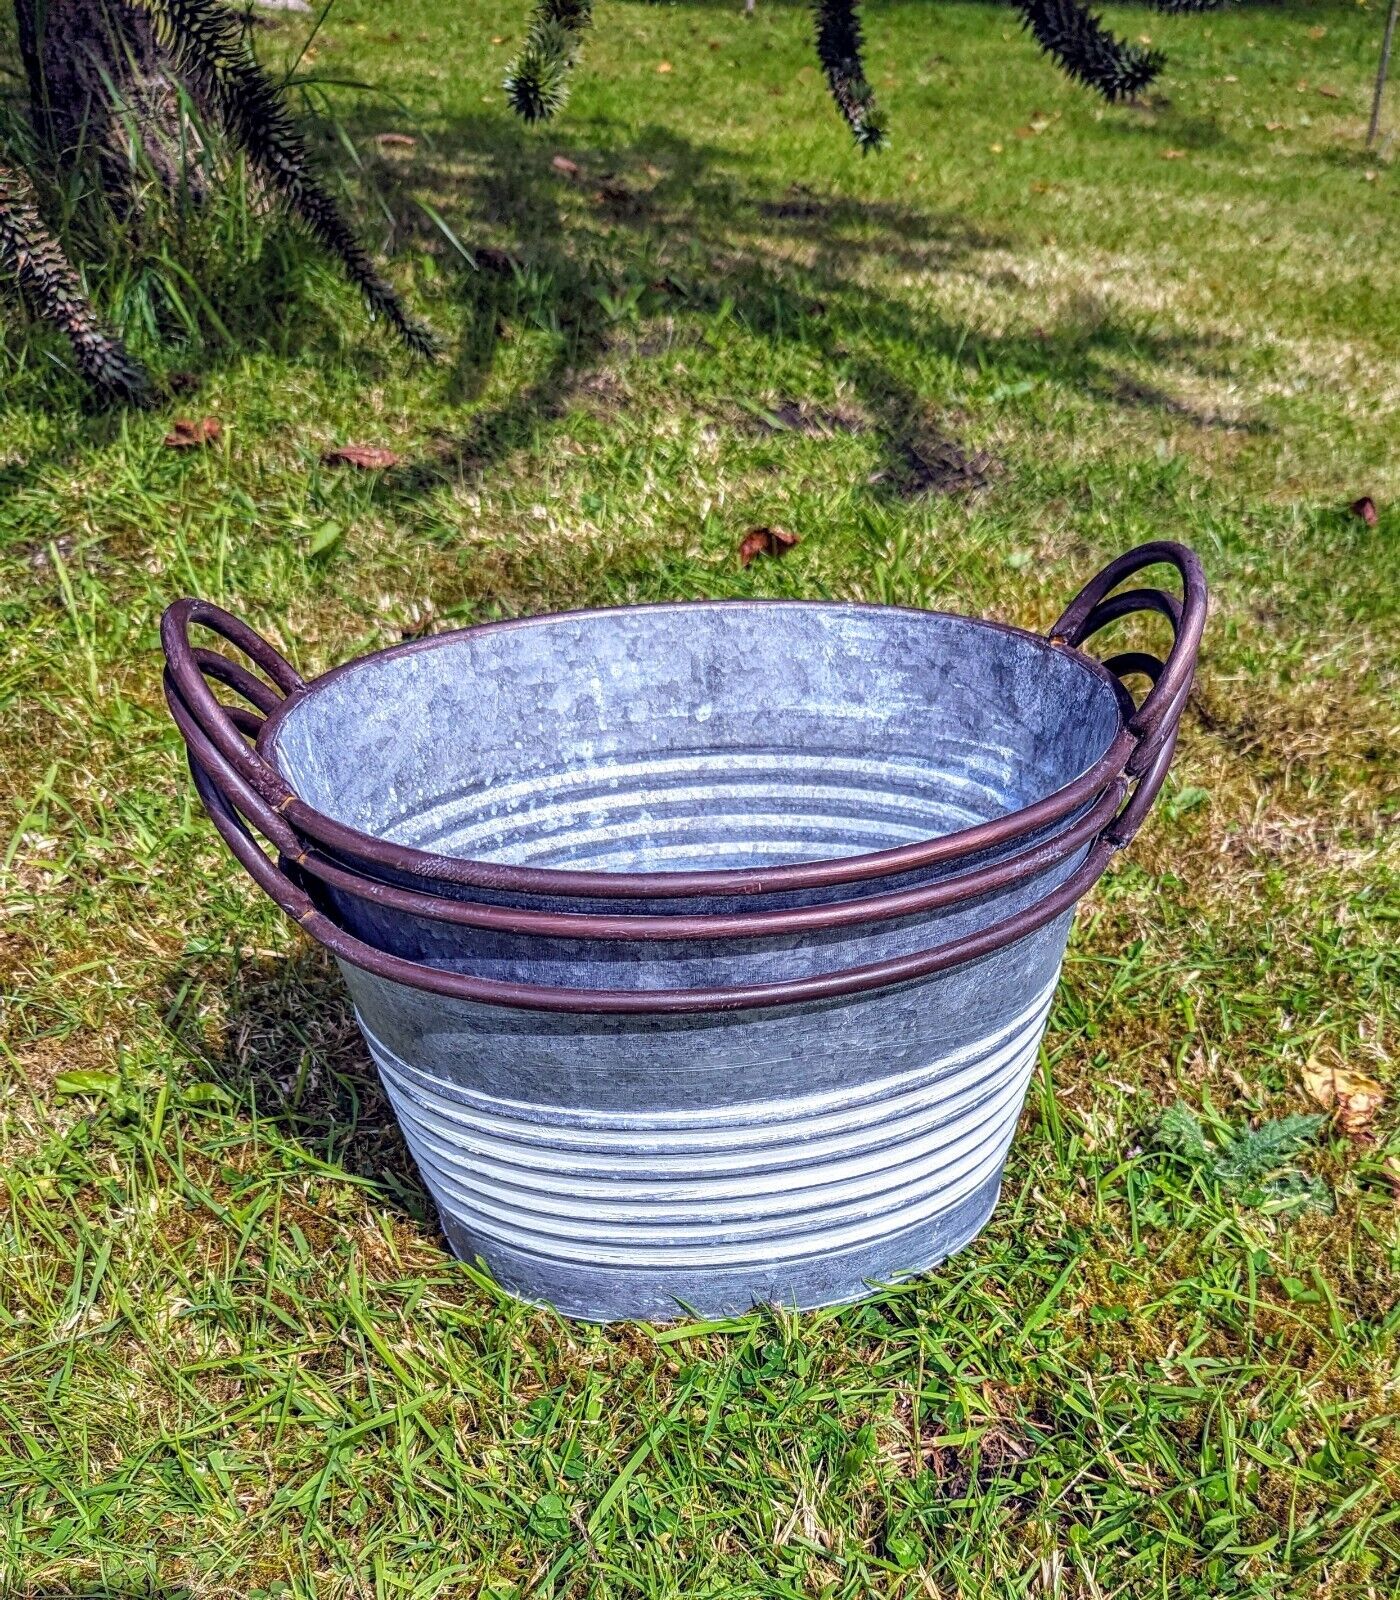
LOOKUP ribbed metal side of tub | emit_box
[336,915,1071,1321]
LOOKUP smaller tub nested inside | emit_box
[249,603,1127,1319]
[259,604,1126,979]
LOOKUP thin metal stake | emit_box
[1370,0,1400,149]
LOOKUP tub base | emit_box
[434,1168,1005,1323]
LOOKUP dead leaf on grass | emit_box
[373,132,417,150]
[322,444,402,470]
[1302,1061,1386,1141]
[164,416,221,448]
[551,154,581,178]
[1350,495,1379,526]
[738,525,800,566]
[1317,85,1341,99]
[1161,148,1186,160]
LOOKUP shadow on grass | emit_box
[163,946,433,1228]
[338,110,1265,513]
[0,84,1269,500]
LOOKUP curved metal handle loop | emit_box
[1106,722,1178,850]
[191,647,286,718]
[1098,647,1187,778]
[161,599,305,810]
[1051,540,1206,769]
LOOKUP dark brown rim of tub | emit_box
[187,719,1180,1014]
[162,543,1206,903]
[168,666,1141,942]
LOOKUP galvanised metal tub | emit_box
[164,542,1205,1322]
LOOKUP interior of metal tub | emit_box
[265,604,1123,873]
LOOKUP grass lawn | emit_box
[2,0,1399,1593]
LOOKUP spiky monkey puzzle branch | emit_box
[504,0,594,123]
[128,0,436,355]
[0,0,434,397]
[1015,0,1164,102]
[0,162,149,404]
[813,0,886,150]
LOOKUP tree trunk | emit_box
[14,0,205,195]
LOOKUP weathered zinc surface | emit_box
[274,605,1116,1319]
[165,543,1204,1321]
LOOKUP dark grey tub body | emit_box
[262,604,1119,1319]
[337,922,1070,1322]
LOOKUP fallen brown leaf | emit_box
[1350,495,1379,526]
[551,154,581,178]
[1302,1061,1387,1140]
[738,525,800,567]
[657,60,673,74]
[322,443,402,470]
[1307,24,1327,38]
[164,416,221,448]
[1317,85,1341,99]
[1265,120,1286,131]
[373,132,417,149]
[1160,148,1186,160]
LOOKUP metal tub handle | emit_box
[1049,539,1208,776]
[161,598,305,809]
